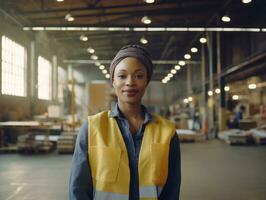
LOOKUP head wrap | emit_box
[109,45,153,83]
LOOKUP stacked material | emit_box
[176,129,206,142]
[250,129,266,144]
[17,134,54,152]
[218,129,252,145]
[57,133,77,153]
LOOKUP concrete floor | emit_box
[0,139,265,200]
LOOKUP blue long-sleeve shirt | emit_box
[69,104,181,200]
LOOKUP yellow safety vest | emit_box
[88,111,176,200]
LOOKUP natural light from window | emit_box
[38,56,52,100]
[1,36,27,97]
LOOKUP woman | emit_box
[69,45,181,200]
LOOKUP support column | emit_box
[187,64,192,97]
[52,55,58,101]
[207,32,216,138]
[217,32,227,131]
[29,41,37,116]
[200,43,208,135]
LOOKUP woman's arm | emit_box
[69,122,93,200]
[159,134,181,200]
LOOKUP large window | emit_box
[1,36,27,96]
[38,56,52,100]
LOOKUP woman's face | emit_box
[112,57,148,105]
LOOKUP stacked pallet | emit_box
[176,129,206,142]
[57,133,77,153]
[17,134,54,153]
[250,129,266,145]
[218,129,252,145]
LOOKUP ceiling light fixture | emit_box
[56,0,64,2]
[188,96,193,102]
[99,65,105,70]
[184,54,191,60]
[174,65,181,70]
[87,47,95,54]
[248,83,256,89]
[184,98,189,103]
[94,61,101,66]
[91,55,98,60]
[215,88,221,94]
[102,69,108,74]
[224,86,230,91]
[162,79,167,84]
[232,95,239,100]
[65,13,74,22]
[144,0,155,3]
[242,0,252,4]
[80,35,88,41]
[200,37,207,43]
[167,73,173,78]
[221,15,231,23]
[208,91,213,96]
[191,47,198,53]
[140,36,148,44]
[105,74,110,79]
[178,60,186,66]
[141,16,151,24]
[171,69,177,74]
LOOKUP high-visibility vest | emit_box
[88,111,176,200]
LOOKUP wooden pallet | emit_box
[253,136,266,145]
[0,146,18,153]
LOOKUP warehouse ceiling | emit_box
[1,0,266,81]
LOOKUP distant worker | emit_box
[69,45,181,200]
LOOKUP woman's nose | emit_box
[126,76,134,86]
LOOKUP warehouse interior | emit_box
[0,0,266,199]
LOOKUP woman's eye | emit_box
[118,75,126,79]
[135,74,144,79]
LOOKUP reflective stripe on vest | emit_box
[88,111,175,200]
[93,190,128,200]
[139,186,163,198]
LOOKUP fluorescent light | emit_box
[242,0,252,3]
[99,65,105,70]
[221,15,231,23]
[191,47,198,53]
[102,69,108,74]
[178,61,185,66]
[144,0,155,3]
[105,74,110,79]
[174,65,181,70]
[248,83,256,89]
[200,37,207,43]
[188,28,205,31]
[232,95,239,100]
[147,27,165,31]
[184,54,191,60]
[171,69,177,74]
[224,86,230,91]
[133,27,147,31]
[215,88,221,94]
[91,55,98,60]
[87,47,95,54]
[140,36,148,44]
[141,16,151,24]
[56,0,64,2]
[208,91,213,96]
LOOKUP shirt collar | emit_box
[109,103,152,124]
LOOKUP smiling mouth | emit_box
[123,90,138,96]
